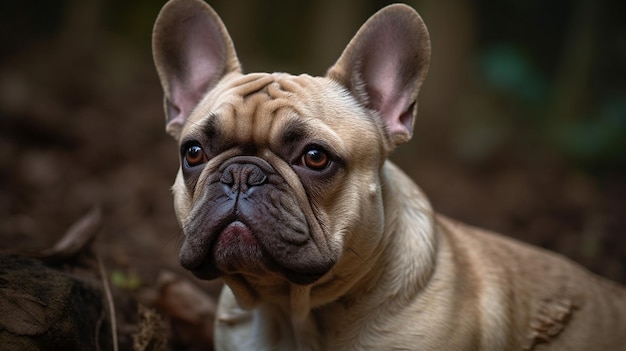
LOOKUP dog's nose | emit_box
[220,163,268,193]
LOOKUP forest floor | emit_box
[0,38,624,350]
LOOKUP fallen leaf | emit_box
[155,271,216,349]
[14,206,103,263]
[0,287,48,335]
[41,206,102,261]
[133,305,167,351]
[156,271,216,324]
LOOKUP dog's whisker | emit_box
[346,246,366,264]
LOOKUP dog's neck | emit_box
[297,161,438,307]
[338,161,437,309]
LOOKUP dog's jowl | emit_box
[152,0,626,349]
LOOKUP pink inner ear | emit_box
[154,0,242,138]
[368,84,413,138]
[380,91,413,137]
[361,28,416,140]
[171,16,227,120]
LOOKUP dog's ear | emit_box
[327,4,430,146]
[153,0,241,139]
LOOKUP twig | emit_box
[95,308,105,351]
[97,253,119,351]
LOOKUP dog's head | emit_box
[153,0,429,304]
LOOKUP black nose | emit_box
[219,162,268,193]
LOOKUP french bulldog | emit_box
[152,0,626,349]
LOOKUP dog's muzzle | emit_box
[179,155,333,285]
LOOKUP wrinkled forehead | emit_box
[182,72,383,154]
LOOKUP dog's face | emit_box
[153,0,429,300]
[172,72,388,286]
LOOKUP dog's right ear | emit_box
[153,0,241,139]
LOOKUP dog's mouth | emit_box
[179,217,333,285]
[210,220,267,275]
[179,219,262,280]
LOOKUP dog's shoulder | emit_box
[436,214,622,293]
[435,215,626,350]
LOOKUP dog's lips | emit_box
[209,220,269,275]
[180,220,264,279]
[216,221,258,250]
[181,218,330,285]
[213,222,331,285]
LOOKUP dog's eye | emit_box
[302,148,330,170]
[184,144,207,167]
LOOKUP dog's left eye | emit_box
[301,148,330,170]
[184,144,208,167]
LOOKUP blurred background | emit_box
[0,0,624,320]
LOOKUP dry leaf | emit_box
[156,271,216,324]
[133,305,167,351]
[156,271,216,349]
[0,287,48,335]
[30,206,102,263]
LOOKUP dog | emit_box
[152,0,626,349]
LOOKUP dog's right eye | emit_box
[299,147,332,171]
[183,144,208,167]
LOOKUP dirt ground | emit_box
[1,53,624,350]
[1,1,624,350]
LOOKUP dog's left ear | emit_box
[152,0,241,139]
[327,4,430,146]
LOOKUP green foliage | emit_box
[481,44,548,106]
[554,97,626,167]
[477,42,626,170]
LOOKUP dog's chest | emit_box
[217,297,443,351]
